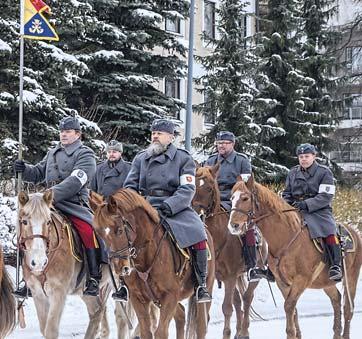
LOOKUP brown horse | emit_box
[228,176,362,339]
[0,243,16,339]
[193,164,268,339]
[90,188,215,339]
[17,190,119,339]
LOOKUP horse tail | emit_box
[0,265,16,338]
[185,296,197,339]
[236,275,267,321]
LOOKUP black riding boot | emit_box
[112,281,129,302]
[84,249,102,296]
[13,280,32,299]
[244,244,263,282]
[191,249,212,303]
[326,244,342,281]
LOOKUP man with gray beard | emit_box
[124,119,212,303]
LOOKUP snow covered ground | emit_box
[7,265,362,339]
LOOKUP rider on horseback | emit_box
[14,116,107,298]
[90,140,131,302]
[205,131,273,282]
[282,143,342,281]
[124,119,212,303]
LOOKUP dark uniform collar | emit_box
[298,161,318,177]
[217,149,236,163]
[54,139,82,155]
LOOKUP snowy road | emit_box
[7,267,362,339]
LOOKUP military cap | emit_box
[151,119,175,134]
[59,116,81,131]
[216,131,235,142]
[296,143,317,155]
[106,140,123,153]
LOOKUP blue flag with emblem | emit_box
[22,0,59,41]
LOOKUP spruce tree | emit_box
[0,1,96,179]
[57,0,189,159]
[194,0,288,180]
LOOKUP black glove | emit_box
[292,200,308,211]
[14,160,26,173]
[158,202,173,217]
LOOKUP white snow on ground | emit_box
[7,265,362,339]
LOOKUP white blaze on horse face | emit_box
[228,191,242,235]
[27,216,49,272]
[105,227,110,236]
[199,179,205,187]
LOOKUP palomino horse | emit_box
[90,188,216,339]
[18,190,116,339]
[228,176,362,339]
[193,163,268,339]
[0,244,16,339]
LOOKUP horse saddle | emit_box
[51,211,83,262]
[312,224,356,254]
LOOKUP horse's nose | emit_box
[122,266,131,276]
[228,222,241,235]
[30,257,48,271]
[30,259,36,268]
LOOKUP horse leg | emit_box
[232,286,243,338]
[44,291,67,339]
[131,299,154,339]
[324,286,342,339]
[174,303,186,339]
[293,308,302,339]
[115,301,136,339]
[154,298,177,339]
[195,297,212,339]
[82,295,106,339]
[342,266,359,339]
[32,293,50,336]
[222,278,237,339]
[238,280,259,339]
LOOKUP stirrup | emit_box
[195,286,212,303]
[112,285,129,302]
[247,268,261,282]
[329,265,342,281]
[13,284,32,299]
[83,278,99,296]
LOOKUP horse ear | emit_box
[210,161,220,178]
[89,191,104,212]
[246,173,255,189]
[195,160,201,169]
[107,196,118,214]
[43,189,53,206]
[18,191,29,207]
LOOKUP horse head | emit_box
[90,190,134,277]
[192,162,220,217]
[18,190,54,274]
[227,174,257,236]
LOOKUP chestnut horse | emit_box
[228,176,362,339]
[17,190,117,339]
[193,164,268,339]
[0,244,16,339]
[90,188,215,339]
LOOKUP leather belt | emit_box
[140,189,173,197]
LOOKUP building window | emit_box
[204,1,216,39]
[343,94,362,120]
[203,90,216,124]
[345,46,362,74]
[165,17,181,34]
[165,79,181,119]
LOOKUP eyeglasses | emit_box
[215,141,233,145]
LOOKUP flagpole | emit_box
[16,0,25,292]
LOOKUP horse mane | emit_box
[112,188,160,224]
[196,166,221,211]
[233,180,302,229]
[21,193,51,220]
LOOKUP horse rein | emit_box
[18,214,65,294]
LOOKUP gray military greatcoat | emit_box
[124,143,207,248]
[205,150,252,210]
[90,159,131,197]
[22,139,96,225]
[282,161,337,238]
